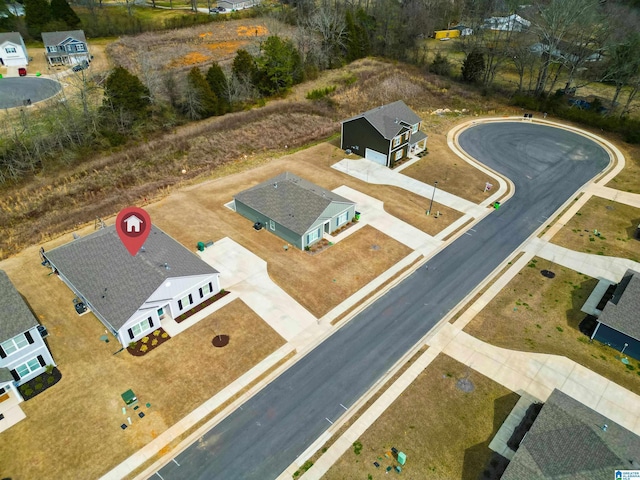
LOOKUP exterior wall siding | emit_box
[1,327,56,386]
[341,117,390,163]
[593,324,640,361]
[235,199,303,249]
[0,41,28,66]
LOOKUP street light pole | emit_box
[427,181,438,215]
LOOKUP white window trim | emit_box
[5,47,16,54]
[411,124,419,133]
[269,219,275,231]
[202,282,212,296]
[395,149,403,161]
[392,136,401,147]
[15,357,41,379]
[337,211,349,226]
[1,334,28,356]
[307,229,319,244]
[180,294,193,309]
[131,317,151,337]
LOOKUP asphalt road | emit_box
[0,77,61,109]
[156,122,609,480]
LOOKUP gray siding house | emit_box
[234,172,356,250]
[0,32,28,66]
[0,270,56,416]
[340,100,427,168]
[43,226,220,348]
[501,389,640,479]
[42,30,90,66]
[590,269,640,360]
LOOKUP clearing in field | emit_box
[323,354,519,480]
[463,257,640,395]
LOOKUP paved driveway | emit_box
[156,122,610,480]
[0,77,61,108]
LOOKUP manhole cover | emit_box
[606,205,615,210]
[371,245,380,250]
[541,270,556,278]
[456,378,475,392]
[212,335,230,347]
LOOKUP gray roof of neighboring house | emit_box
[502,389,640,480]
[0,270,39,343]
[0,367,14,383]
[597,269,640,340]
[0,32,24,46]
[342,100,422,140]
[234,172,355,236]
[41,30,87,46]
[409,130,428,145]
[44,225,218,331]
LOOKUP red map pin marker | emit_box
[116,207,151,256]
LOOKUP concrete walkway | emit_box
[332,158,487,217]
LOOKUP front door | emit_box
[324,221,330,234]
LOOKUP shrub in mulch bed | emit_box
[127,328,171,356]
[18,367,62,401]
[174,290,231,324]
[305,239,330,255]
[330,221,357,237]
[507,402,543,451]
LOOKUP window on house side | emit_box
[15,357,41,378]
[1,334,28,356]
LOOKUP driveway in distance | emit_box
[0,77,61,108]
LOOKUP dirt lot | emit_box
[550,197,640,262]
[0,239,284,479]
[402,133,501,204]
[323,354,519,480]
[464,257,640,395]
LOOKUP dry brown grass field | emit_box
[550,197,640,262]
[464,257,640,395]
[323,354,519,480]
[0,245,284,479]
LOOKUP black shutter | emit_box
[0,345,6,359]
[10,369,20,381]
[148,317,154,328]
[37,355,46,367]
[209,282,213,293]
[128,328,134,339]
[0,387,5,395]
[178,300,183,310]
[199,288,203,298]
[188,294,193,304]
[25,331,34,344]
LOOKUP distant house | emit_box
[0,32,28,66]
[451,24,473,36]
[483,13,530,32]
[341,100,428,168]
[41,30,90,66]
[43,226,220,348]
[0,270,56,416]
[589,269,640,360]
[501,389,640,479]
[234,172,357,250]
[217,0,259,9]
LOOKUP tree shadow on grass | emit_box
[625,217,640,240]
[461,392,520,480]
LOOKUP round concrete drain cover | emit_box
[212,335,230,347]
[541,270,556,278]
[371,245,380,250]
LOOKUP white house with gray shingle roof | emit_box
[0,32,28,66]
[0,270,56,413]
[41,30,90,66]
[43,226,220,348]
[590,269,640,361]
[234,172,356,250]
[340,100,427,168]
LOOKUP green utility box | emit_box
[197,241,205,251]
[398,452,407,465]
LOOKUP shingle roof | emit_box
[409,130,427,145]
[41,30,87,46]
[0,270,39,342]
[0,367,13,383]
[342,100,422,140]
[44,225,218,331]
[502,389,640,480]
[0,32,23,46]
[234,172,355,236]
[597,269,640,340]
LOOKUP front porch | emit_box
[0,386,26,434]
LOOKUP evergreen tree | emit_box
[25,0,52,38]
[50,0,81,29]
[462,49,485,83]
[232,49,257,84]
[206,62,229,114]
[103,66,150,118]
[255,36,303,96]
[430,52,451,77]
[185,67,218,119]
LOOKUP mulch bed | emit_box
[127,328,171,357]
[331,220,358,237]
[306,238,331,255]
[212,334,230,347]
[174,290,231,324]
[18,367,62,401]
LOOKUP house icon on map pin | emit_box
[123,214,144,233]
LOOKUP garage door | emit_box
[365,148,387,166]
